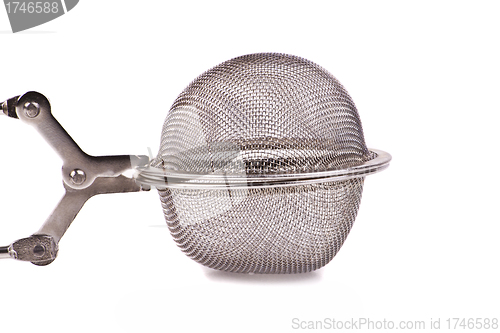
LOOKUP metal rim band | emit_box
[134,149,391,189]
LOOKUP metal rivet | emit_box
[33,245,45,257]
[69,169,86,185]
[23,102,40,118]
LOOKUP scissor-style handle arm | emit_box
[0,92,150,265]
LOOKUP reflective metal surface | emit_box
[144,53,391,273]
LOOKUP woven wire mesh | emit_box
[153,53,373,273]
[159,179,364,273]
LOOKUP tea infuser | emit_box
[0,53,391,273]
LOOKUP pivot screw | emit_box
[69,169,86,185]
[23,102,40,118]
[33,244,45,257]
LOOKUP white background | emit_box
[1,1,499,332]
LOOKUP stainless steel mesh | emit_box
[152,53,378,273]
[159,179,364,273]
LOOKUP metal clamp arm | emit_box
[1,92,150,265]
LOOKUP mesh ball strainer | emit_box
[1,53,390,272]
[136,53,391,273]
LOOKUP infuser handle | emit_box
[0,92,150,265]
